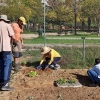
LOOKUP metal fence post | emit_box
[41,0,48,46]
[43,1,46,46]
[81,37,85,61]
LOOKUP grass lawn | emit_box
[23,31,100,44]
[23,36,100,44]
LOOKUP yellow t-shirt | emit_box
[40,49,61,65]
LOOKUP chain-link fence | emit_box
[22,0,100,68]
[22,36,100,69]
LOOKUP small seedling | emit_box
[21,61,27,66]
[27,96,34,100]
[22,61,27,64]
[57,95,62,100]
[27,71,37,77]
[56,78,67,85]
[67,79,75,84]
[56,78,75,85]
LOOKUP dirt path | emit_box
[22,33,58,39]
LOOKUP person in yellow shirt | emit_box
[37,46,61,70]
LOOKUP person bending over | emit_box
[37,46,61,70]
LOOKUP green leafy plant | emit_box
[56,78,67,85]
[21,61,27,66]
[56,78,76,85]
[27,71,37,77]
[67,79,75,84]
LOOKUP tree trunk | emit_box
[88,17,91,32]
[98,20,100,36]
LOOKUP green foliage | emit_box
[22,61,27,65]
[1,0,100,29]
[67,79,75,84]
[21,45,100,69]
[56,78,67,85]
[56,5,74,22]
[56,78,75,85]
[82,0,100,18]
[27,71,37,77]
[2,0,42,21]
[3,0,32,20]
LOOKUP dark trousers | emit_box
[45,57,61,65]
[0,51,12,86]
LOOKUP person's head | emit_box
[18,16,26,26]
[41,46,51,54]
[0,15,10,23]
[95,58,100,65]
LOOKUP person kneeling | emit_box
[87,58,100,86]
[37,46,61,70]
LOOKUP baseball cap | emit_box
[19,16,26,25]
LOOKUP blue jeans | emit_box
[45,57,61,65]
[0,51,12,86]
[87,69,100,84]
[52,57,61,65]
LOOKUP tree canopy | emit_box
[0,0,100,32]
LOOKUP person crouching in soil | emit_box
[37,46,61,70]
[87,58,100,86]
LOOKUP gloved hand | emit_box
[45,64,49,69]
[37,65,41,70]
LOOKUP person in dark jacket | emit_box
[37,25,43,37]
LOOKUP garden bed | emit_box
[0,67,100,100]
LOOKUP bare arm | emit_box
[11,35,19,43]
[20,36,24,46]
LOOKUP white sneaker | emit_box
[49,64,54,68]
[54,64,60,70]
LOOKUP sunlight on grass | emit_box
[23,31,100,44]
[24,37,100,44]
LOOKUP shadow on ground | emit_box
[71,73,92,86]
[26,61,40,68]
[26,61,48,70]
